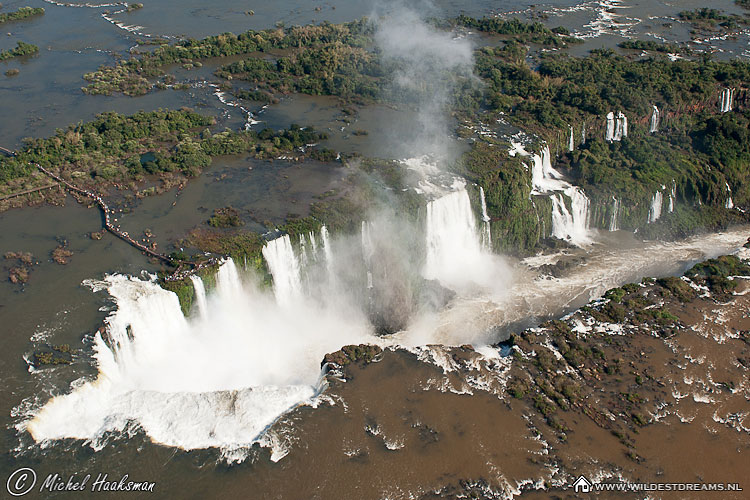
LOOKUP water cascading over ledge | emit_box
[517,144,592,246]
[424,181,496,291]
[650,105,660,133]
[25,256,375,463]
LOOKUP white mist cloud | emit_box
[373,2,476,159]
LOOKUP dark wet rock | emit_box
[8,266,29,284]
[368,278,414,335]
[537,254,586,277]
[322,344,383,368]
[51,244,73,265]
[418,279,456,312]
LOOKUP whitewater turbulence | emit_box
[479,186,492,250]
[648,191,663,223]
[424,180,506,293]
[524,145,592,246]
[25,253,374,461]
[650,105,659,133]
[720,88,733,113]
[606,111,627,141]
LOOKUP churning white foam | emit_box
[25,260,374,461]
[424,180,509,294]
[527,146,592,246]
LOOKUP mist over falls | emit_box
[20,4,750,467]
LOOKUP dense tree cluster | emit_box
[0,6,44,24]
[83,19,374,96]
[0,41,39,61]
[216,42,381,100]
[0,110,330,190]
[453,15,583,47]
[476,48,750,127]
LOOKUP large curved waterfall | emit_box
[25,257,375,461]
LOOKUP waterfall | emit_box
[298,234,309,269]
[609,197,620,232]
[613,112,627,141]
[551,188,591,245]
[26,261,375,460]
[606,112,615,141]
[607,112,627,141]
[361,221,374,289]
[262,235,303,306]
[526,145,592,246]
[320,225,334,278]
[479,186,492,250]
[648,191,663,223]
[216,258,243,299]
[726,182,734,209]
[530,145,564,194]
[308,231,318,255]
[720,88,733,113]
[581,123,586,145]
[650,105,660,133]
[568,125,575,152]
[424,182,502,291]
[668,180,676,213]
[190,275,208,319]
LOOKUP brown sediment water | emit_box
[3,0,750,498]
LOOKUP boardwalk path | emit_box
[33,163,175,264]
[0,183,60,201]
[30,163,222,281]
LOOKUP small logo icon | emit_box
[573,475,592,493]
[7,468,36,497]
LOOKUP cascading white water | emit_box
[479,186,492,250]
[25,260,375,461]
[262,235,303,307]
[361,221,374,289]
[606,112,615,141]
[190,275,208,319]
[609,197,620,232]
[424,182,506,292]
[568,125,575,152]
[308,231,318,255]
[725,182,734,209]
[720,88,733,113]
[551,188,591,245]
[320,225,334,278]
[298,234,309,269]
[607,111,627,141]
[527,145,592,246]
[216,258,243,298]
[668,180,676,213]
[581,123,586,145]
[650,105,660,133]
[613,112,627,141]
[648,191,663,223]
[530,145,565,194]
